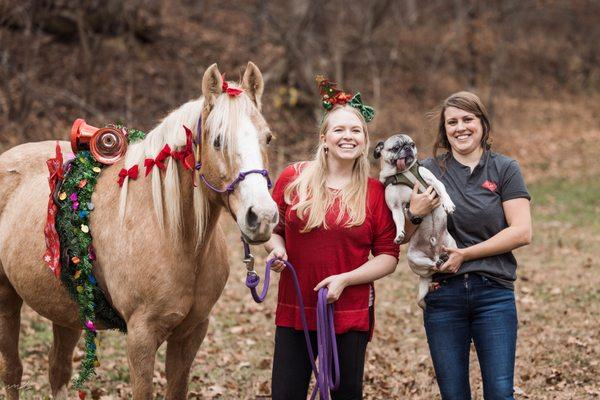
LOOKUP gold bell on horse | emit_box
[70,118,127,165]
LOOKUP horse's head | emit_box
[199,62,278,244]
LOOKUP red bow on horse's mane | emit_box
[141,127,197,178]
[172,126,196,170]
[144,144,172,176]
[117,165,139,187]
[221,74,244,97]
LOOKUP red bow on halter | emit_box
[117,165,139,187]
[221,74,244,97]
[144,144,172,176]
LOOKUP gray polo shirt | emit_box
[421,151,531,289]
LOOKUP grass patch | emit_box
[529,177,600,233]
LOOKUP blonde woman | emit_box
[265,78,399,400]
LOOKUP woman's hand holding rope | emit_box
[268,247,288,272]
[314,274,349,304]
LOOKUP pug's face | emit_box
[373,134,418,173]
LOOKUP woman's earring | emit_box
[324,146,329,155]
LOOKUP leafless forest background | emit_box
[1,0,599,180]
[1,0,599,399]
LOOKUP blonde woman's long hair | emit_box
[284,105,370,233]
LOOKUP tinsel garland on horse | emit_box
[0,62,277,399]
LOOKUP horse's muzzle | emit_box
[242,205,278,244]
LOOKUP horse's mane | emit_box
[118,88,257,247]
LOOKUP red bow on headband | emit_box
[221,74,244,97]
[117,165,139,187]
[144,144,172,176]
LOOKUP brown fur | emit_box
[0,62,273,399]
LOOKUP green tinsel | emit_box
[55,151,126,390]
[112,123,146,144]
[126,127,146,143]
[53,125,146,391]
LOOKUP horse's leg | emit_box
[126,315,161,399]
[0,265,23,400]
[164,319,209,400]
[48,324,81,399]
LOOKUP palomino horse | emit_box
[0,62,278,399]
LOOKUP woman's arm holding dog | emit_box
[438,198,532,273]
[401,182,441,244]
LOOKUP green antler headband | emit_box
[316,75,375,122]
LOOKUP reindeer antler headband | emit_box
[316,75,375,122]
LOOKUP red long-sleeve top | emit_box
[272,163,399,335]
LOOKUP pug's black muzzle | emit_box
[392,147,415,166]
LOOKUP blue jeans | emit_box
[424,273,517,400]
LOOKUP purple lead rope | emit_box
[246,258,340,399]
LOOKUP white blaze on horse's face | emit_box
[229,112,278,243]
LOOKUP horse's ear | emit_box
[202,63,223,109]
[242,61,264,110]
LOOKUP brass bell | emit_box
[70,119,127,165]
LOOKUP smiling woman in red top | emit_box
[264,77,399,400]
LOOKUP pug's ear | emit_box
[373,141,384,159]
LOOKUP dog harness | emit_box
[384,161,430,192]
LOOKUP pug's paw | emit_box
[394,231,405,244]
[443,199,456,214]
[436,253,449,267]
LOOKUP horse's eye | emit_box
[213,137,221,149]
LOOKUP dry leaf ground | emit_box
[6,176,599,399]
[5,93,600,399]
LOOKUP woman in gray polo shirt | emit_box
[405,91,532,400]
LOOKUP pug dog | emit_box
[374,134,456,308]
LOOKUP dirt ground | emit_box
[7,176,599,399]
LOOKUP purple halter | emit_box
[198,168,272,193]
[194,116,272,194]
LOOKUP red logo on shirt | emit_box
[482,180,498,192]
